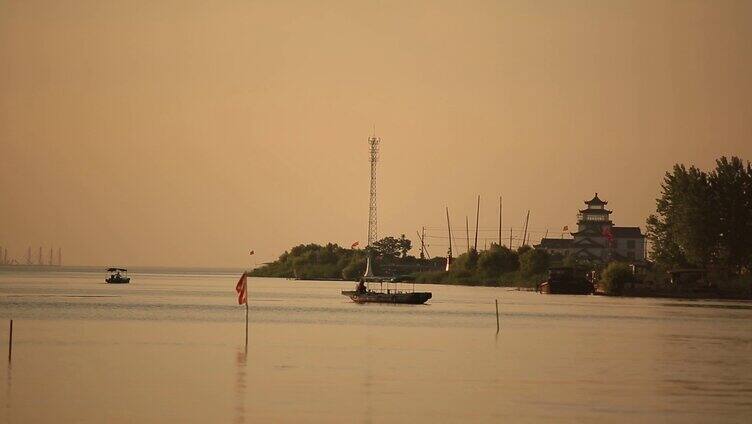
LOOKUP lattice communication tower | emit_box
[367,135,380,246]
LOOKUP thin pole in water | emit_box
[495,300,500,333]
[245,299,249,350]
[8,320,12,362]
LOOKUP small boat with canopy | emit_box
[105,268,130,284]
[341,257,432,304]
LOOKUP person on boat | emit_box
[356,279,366,293]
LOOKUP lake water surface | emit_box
[1,270,751,423]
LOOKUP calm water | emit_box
[1,270,751,423]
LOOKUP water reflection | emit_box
[4,362,10,424]
[235,345,247,424]
[363,331,373,424]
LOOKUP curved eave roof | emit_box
[579,208,613,214]
[584,193,607,205]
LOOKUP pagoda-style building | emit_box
[536,193,646,263]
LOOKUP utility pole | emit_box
[498,196,502,246]
[38,247,42,265]
[474,195,480,251]
[446,207,453,271]
[465,216,470,253]
[417,228,426,260]
[509,227,513,250]
[522,211,530,247]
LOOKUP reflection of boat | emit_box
[538,267,593,295]
[105,267,130,284]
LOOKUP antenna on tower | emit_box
[366,133,380,247]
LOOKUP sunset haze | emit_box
[2,0,751,267]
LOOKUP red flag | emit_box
[351,241,359,249]
[601,226,614,245]
[235,272,247,305]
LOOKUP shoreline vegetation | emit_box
[252,156,752,300]
[248,241,549,288]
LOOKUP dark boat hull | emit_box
[105,277,130,284]
[538,280,593,295]
[341,290,432,304]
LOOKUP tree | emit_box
[519,249,549,277]
[371,236,401,259]
[601,262,632,295]
[477,245,518,277]
[517,245,532,256]
[397,234,412,258]
[342,257,366,280]
[646,164,718,268]
[371,235,413,259]
[465,248,479,270]
[709,156,752,273]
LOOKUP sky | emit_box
[1,0,751,267]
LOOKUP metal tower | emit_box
[367,135,380,246]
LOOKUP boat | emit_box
[341,284,432,304]
[105,267,130,284]
[537,267,593,295]
[341,256,432,304]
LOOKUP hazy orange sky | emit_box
[1,0,751,267]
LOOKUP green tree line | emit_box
[413,244,551,287]
[647,156,752,275]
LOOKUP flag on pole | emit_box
[236,272,248,305]
[351,241,359,249]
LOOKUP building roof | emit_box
[584,193,607,205]
[536,238,574,249]
[579,208,613,214]
[573,238,606,248]
[574,248,603,260]
[570,227,605,237]
[612,227,644,238]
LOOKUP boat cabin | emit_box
[106,267,130,284]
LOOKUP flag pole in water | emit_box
[245,293,249,349]
[236,272,249,350]
[8,319,12,363]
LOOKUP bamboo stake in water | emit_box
[8,320,12,362]
[495,300,500,333]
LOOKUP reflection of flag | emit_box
[351,241,359,249]
[562,225,569,231]
[249,250,255,256]
[235,273,247,305]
